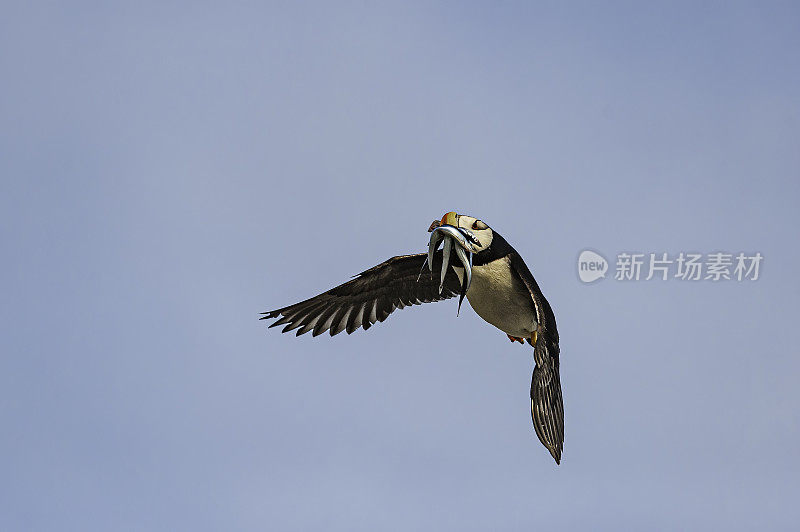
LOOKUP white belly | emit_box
[455,256,538,338]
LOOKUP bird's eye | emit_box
[472,220,487,230]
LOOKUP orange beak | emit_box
[440,211,458,227]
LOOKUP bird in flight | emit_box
[262,212,564,464]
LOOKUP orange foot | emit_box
[507,334,525,344]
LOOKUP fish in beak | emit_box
[420,212,477,315]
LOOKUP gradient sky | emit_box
[2,2,799,530]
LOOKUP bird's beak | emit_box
[428,211,458,233]
[441,211,458,227]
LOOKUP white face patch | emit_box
[455,214,493,252]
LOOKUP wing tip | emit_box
[550,447,562,465]
[261,311,286,329]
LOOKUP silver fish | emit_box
[427,230,444,277]
[416,256,429,282]
[429,225,478,255]
[425,225,475,304]
[453,244,472,292]
[453,244,472,314]
[440,237,452,294]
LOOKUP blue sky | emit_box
[2,2,799,530]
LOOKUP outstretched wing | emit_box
[261,251,462,337]
[509,252,564,464]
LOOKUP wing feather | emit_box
[346,301,365,334]
[312,305,340,337]
[329,306,351,337]
[262,251,462,337]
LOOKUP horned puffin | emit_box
[262,212,564,464]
